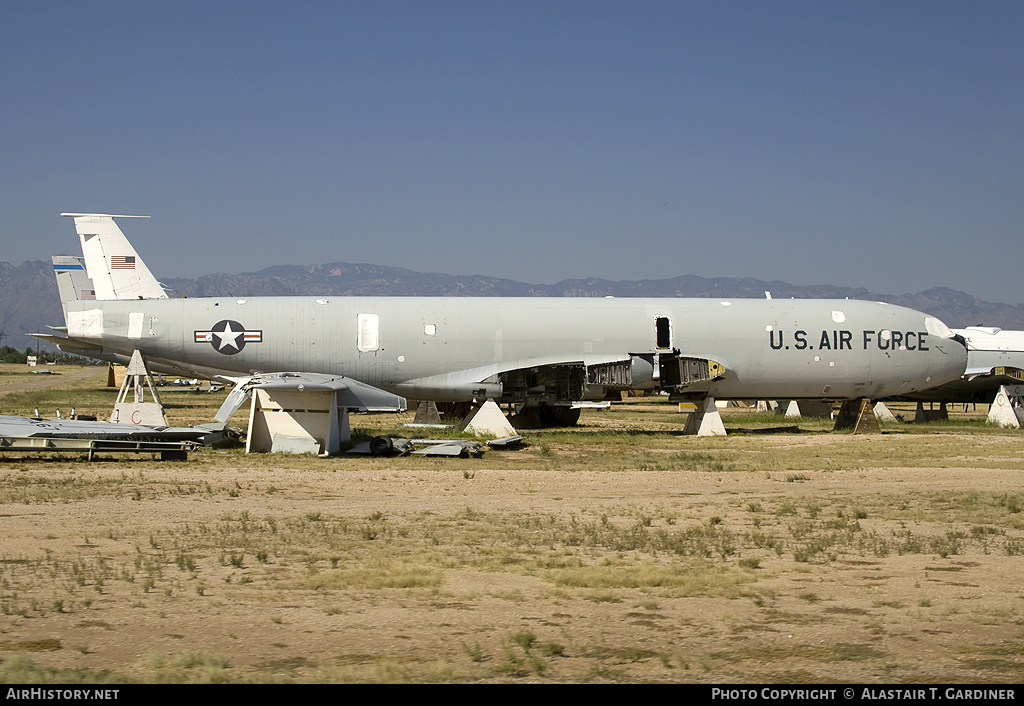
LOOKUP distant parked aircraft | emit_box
[899,326,1024,403]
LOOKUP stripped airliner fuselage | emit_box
[41,213,969,419]
[58,294,967,407]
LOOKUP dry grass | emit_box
[0,364,1023,682]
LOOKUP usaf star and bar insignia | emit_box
[194,320,263,355]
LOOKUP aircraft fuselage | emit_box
[60,295,968,404]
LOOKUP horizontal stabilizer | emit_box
[28,332,105,356]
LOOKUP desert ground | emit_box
[0,364,1022,683]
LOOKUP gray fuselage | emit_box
[62,295,968,404]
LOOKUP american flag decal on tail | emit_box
[110,256,136,269]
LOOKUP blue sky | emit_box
[2,1,1022,302]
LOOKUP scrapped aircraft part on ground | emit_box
[349,436,491,458]
[873,401,897,422]
[461,399,517,437]
[110,350,168,426]
[986,385,1023,428]
[366,435,411,456]
[486,435,526,448]
[412,440,484,457]
[0,414,219,460]
[682,396,727,436]
[834,399,882,434]
[0,415,221,443]
[0,436,198,461]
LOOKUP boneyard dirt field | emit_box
[0,365,1022,683]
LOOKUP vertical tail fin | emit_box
[51,255,96,315]
[60,213,168,300]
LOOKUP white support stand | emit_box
[777,400,832,419]
[987,385,1023,428]
[110,350,168,426]
[873,401,897,422]
[682,396,727,436]
[461,399,517,437]
[246,388,349,455]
